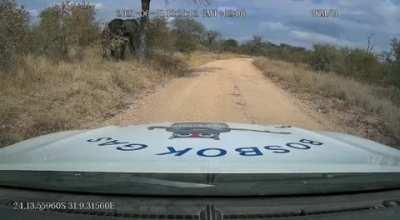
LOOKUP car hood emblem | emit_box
[148,122,290,140]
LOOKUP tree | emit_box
[34,1,99,60]
[172,18,205,53]
[146,17,175,53]
[390,38,400,64]
[0,0,30,72]
[137,0,150,60]
[366,33,375,54]
[137,0,210,59]
[240,35,269,55]
[387,38,400,87]
[221,38,238,52]
[308,44,339,72]
[344,48,382,81]
[206,30,220,46]
[36,6,66,58]
[65,3,99,47]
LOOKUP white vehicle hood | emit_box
[1,122,399,173]
[0,122,399,196]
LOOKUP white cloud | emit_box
[290,30,358,48]
[259,21,289,31]
[291,30,337,44]
[28,9,38,17]
[94,2,104,10]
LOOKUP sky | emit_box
[16,0,400,52]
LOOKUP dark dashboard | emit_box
[1,186,400,220]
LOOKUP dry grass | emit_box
[254,57,400,145]
[182,51,248,67]
[0,48,239,147]
[148,53,189,77]
[0,47,179,147]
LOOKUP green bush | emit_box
[385,39,400,87]
[32,2,99,61]
[308,44,385,84]
[0,0,30,72]
[308,44,343,72]
[172,18,205,53]
[267,43,309,64]
[342,48,383,82]
[240,35,269,56]
[221,39,239,52]
[146,17,176,53]
[238,36,309,63]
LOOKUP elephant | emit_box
[104,18,140,58]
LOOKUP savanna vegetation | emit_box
[0,0,234,147]
[211,34,400,146]
[1,0,398,147]
[254,58,400,146]
[218,35,400,90]
[246,37,400,145]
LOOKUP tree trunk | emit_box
[138,0,150,60]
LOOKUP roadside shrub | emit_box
[384,39,400,88]
[308,44,386,85]
[148,53,189,77]
[172,18,205,53]
[32,2,99,61]
[238,36,309,64]
[240,35,269,56]
[254,57,400,145]
[221,39,239,52]
[341,48,383,82]
[0,47,167,148]
[238,35,395,89]
[146,17,176,53]
[0,0,30,72]
[308,44,343,72]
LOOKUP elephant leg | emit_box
[110,49,115,58]
[128,38,135,55]
[120,45,125,60]
[102,46,110,59]
[111,49,119,60]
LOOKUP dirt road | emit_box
[109,58,329,130]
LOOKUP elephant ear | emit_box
[123,19,140,33]
[108,19,125,35]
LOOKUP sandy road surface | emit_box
[109,58,327,130]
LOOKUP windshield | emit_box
[0,0,400,196]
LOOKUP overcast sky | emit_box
[17,0,400,52]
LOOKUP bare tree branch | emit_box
[367,33,375,54]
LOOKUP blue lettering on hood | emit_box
[86,138,324,157]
